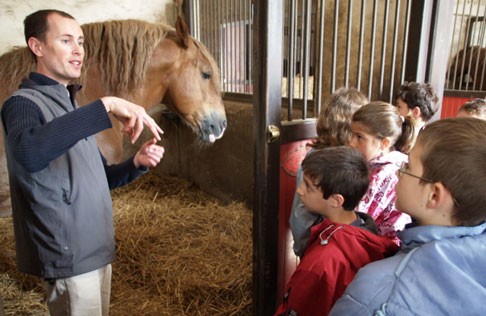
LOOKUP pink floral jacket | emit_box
[355,151,411,244]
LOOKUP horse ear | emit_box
[176,15,190,49]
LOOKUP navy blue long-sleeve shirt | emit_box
[1,72,146,189]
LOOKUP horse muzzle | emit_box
[199,113,227,143]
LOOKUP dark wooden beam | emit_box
[252,1,284,315]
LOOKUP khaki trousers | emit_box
[44,264,112,316]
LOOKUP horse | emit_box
[0,17,226,214]
[447,45,486,91]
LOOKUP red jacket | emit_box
[275,213,399,316]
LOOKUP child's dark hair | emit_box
[416,117,486,226]
[395,82,439,121]
[352,101,415,153]
[312,87,368,149]
[458,98,486,119]
[301,146,369,210]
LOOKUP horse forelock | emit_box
[80,20,173,96]
[192,37,222,96]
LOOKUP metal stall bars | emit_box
[185,0,452,313]
[441,0,486,117]
[446,0,486,93]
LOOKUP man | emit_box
[1,9,164,315]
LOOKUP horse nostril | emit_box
[200,115,227,142]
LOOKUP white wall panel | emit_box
[0,0,174,54]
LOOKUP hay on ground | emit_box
[0,173,252,315]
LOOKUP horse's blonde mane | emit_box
[0,19,222,99]
[0,47,35,96]
[81,19,173,95]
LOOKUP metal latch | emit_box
[267,125,280,143]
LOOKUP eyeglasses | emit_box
[397,162,433,183]
[398,162,461,208]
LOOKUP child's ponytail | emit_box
[394,116,415,154]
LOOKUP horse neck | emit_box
[143,37,187,108]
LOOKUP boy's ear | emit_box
[426,182,455,214]
[330,194,345,208]
[412,106,422,119]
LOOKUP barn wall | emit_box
[441,96,475,118]
[144,101,254,206]
[0,0,176,55]
[119,100,254,206]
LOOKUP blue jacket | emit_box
[330,222,486,316]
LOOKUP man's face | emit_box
[32,13,84,85]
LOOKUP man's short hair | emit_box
[396,82,439,121]
[417,117,486,226]
[24,9,75,43]
[301,146,369,211]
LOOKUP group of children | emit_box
[276,83,486,315]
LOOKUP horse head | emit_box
[160,17,227,143]
[78,17,226,145]
[447,46,486,91]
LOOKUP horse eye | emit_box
[202,72,211,80]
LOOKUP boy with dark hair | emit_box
[456,98,486,119]
[275,146,399,316]
[331,117,486,316]
[290,87,368,258]
[395,82,439,124]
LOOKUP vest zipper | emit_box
[62,189,72,205]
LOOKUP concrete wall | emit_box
[0,0,175,54]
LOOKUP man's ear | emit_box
[28,37,43,57]
[330,194,345,208]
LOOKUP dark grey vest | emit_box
[3,85,115,278]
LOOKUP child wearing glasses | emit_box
[349,102,415,244]
[331,117,486,315]
[275,146,399,316]
[456,98,486,120]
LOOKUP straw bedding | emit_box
[0,173,252,315]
